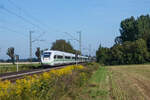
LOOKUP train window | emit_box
[57,55,63,59]
[43,52,51,58]
[72,57,75,59]
[65,56,71,59]
[54,55,57,59]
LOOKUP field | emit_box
[0,63,40,74]
[79,64,150,100]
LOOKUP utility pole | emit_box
[89,44,91,57]
[29,31,34,63]
[16,55,19,72]
[64,31,82,55]
[29,31,45,63]
[0,48,1,59]
[77,31,82,55]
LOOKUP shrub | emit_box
[0,63,99,100]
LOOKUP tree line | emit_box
[5,47,41,64]
[2,39,79,64]
[51,39,81,55]
[96,14,150,65]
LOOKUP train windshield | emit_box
[43,52,51,58]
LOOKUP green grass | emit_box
[88,67,109,100]
[0,64,41,74]
[89,67,107,83]
[78,66,110,100]
[78,64,150,100]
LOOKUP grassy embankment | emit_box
[0,63,99,100]
[0,64,40,74]
[79,64,150,100]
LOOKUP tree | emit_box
[132,39,149,63]
[115,14,150,45]
[110,44,124,65]
[97,39,149,65]
[119,39,149,64]
[7,47,15,64]
[96,14,150,65]
[136,15,150,40]
[116,16,138,44]
[51,39,80,54]
[96,44,110,65]
[35,47,41,61]
[137,15,150,51]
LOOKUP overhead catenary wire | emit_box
[0,5,45,32]
[0,15,31,34]
[7,0,74,39]
[0,1,88,56]
[64,32,79,42]
[0,4,47,42]
[7,0,49,31]
[7,0,61,40]
[1,1,82,38]
[0,24,28,38]
[8,0,69,35]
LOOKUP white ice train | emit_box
[41,50,89,66]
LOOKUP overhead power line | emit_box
[64,32,79,42]
[7,0,49,31]
[0,5,45,32]
[7,0,71,37]
[64,31,82,55]
[0,24,27,37]
[7,0,52,41]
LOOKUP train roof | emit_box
[44,50,75,56]
[44,50,88,58]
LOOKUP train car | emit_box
[41,50,89,66]
[41,50,75,66]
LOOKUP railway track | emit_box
[0,65,67,82]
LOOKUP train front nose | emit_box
[41,52,51,65]
[43,57,50,61]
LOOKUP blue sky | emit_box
[0,0,150,59]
